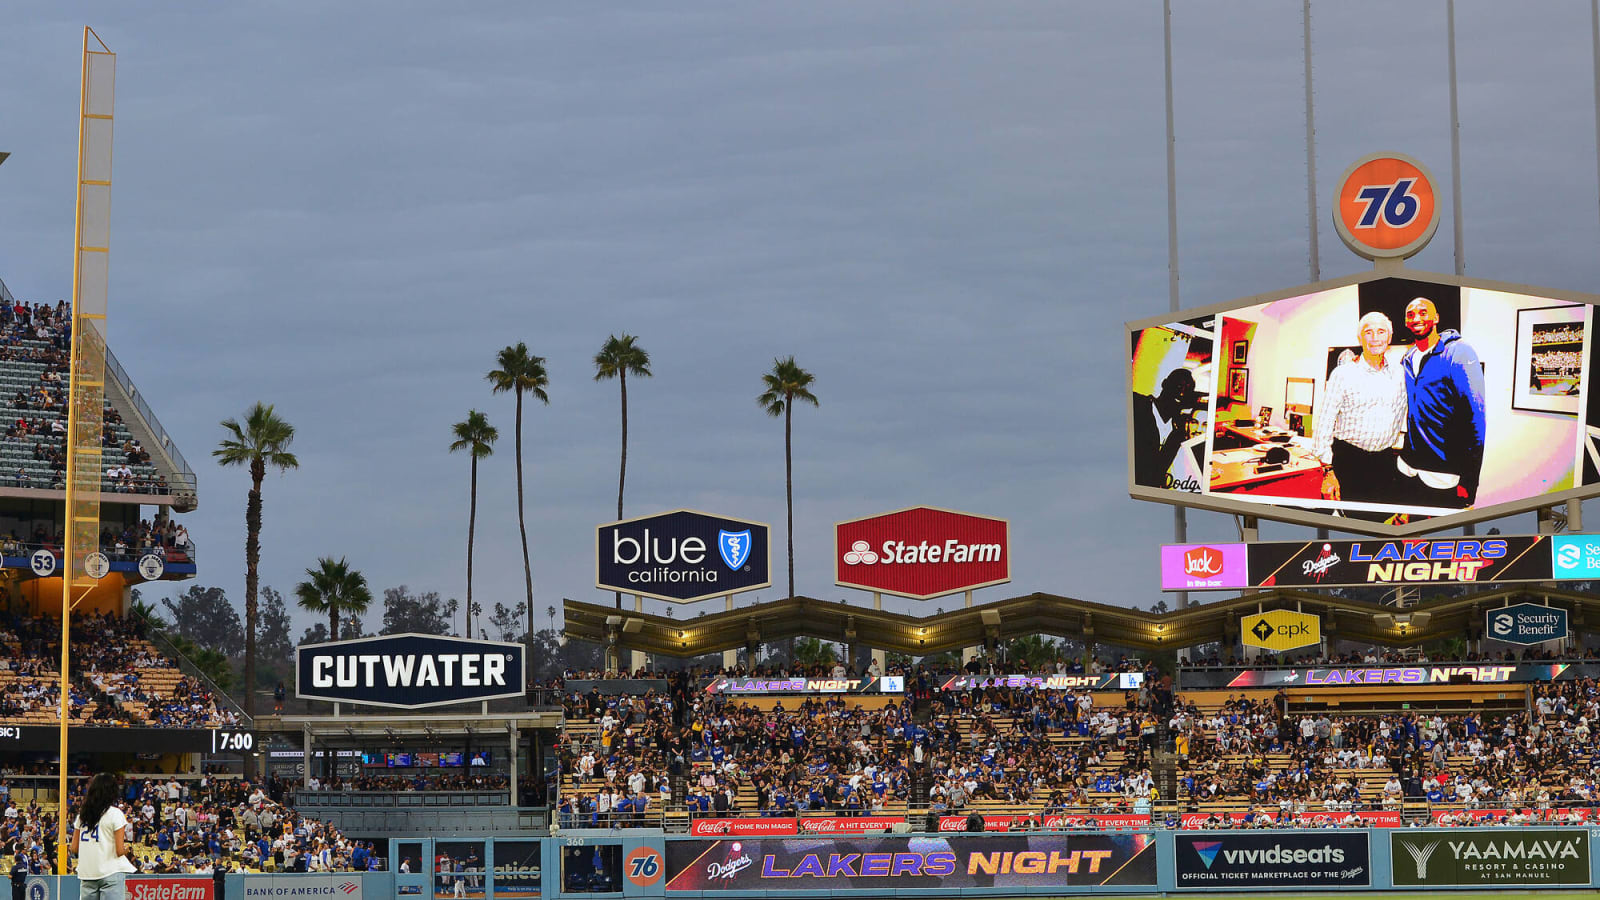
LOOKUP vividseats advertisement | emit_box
[1174,832,1370,889]
[663,834,1156,891]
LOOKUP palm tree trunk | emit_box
[785,399,794,598]
[615,372,627,609]
[515,390,534,659]
[784,399,795,661]
[467,455,478,639]
[244,460,264,718]
[330,605,339,642]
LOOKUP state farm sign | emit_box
[835,506,1009,599]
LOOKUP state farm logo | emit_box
[840,539,999,566]
[128,880,212,900]
[835,507,1010,599]
[842,541,879,565]
[1183,546,1225,576]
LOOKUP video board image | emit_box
[1131,277,1593,521]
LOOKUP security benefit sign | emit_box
[596,509,771,602]
[664,834,1156,891]
[1175,833,1370,889]
[295,633,526,709]
[1241,610,1321,653]
[1391,829,1590,886]
[1486,602,1569,645]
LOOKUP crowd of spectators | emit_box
[1183,646,1598,668]
[0,298,171,494]
[0,614,237,729]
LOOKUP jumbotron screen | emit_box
[1129,275,1599,527]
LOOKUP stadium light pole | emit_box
[1161,0,1190,610]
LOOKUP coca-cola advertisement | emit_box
[937,814,1151,832]
[1178,810,1402,829]
[688,818,799,836]
[663,834,1156,890]
[797,816,901,834]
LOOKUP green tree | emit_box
[379,586,458,636]
[1005,634,1060,670]
[488,344,550,649]
[593,334,652,609]
[213,402,299,717]
[488,601,529,644]
[294,557,373,641]
[791,636,837,668]
[449,410,498,636]
[165,634,236,692]
[160,585,244,654]
[757,356,819,600]
[256,586,295,687]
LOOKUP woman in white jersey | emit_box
[70,773,137,899]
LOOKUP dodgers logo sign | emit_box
[719,530,752,570]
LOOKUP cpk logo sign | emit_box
[835,506,1009,599]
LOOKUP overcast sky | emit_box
[3,3,1599,639]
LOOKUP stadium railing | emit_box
[144,623,249,726]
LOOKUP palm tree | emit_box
[295,557,373,641]
[487,344,550,651]
[757,356,819,599]
[213,403,299,717]
[593,334,652,608]
[449,410,498,637]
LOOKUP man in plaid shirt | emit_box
[1313,311,1407,504]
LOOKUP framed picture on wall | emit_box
[1232,340,1249,365]
[1514,305,1586,416]
[1227,367,1249,404]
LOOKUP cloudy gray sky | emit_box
[3,2,1599,638]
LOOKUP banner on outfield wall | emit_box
[938,814,1152,832]
[940,672,1145,692]
[688,817,903,836]
[1175,832,1370,889]
[1194,662,1596,689]
[1161,535,1556,591]
[239,874,364,898]
[705,676,903,695]
[663,834,1157,890]
[1177,811,1401,829]
[1390,829,1591,886]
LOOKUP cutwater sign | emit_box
[1486,603,1567,646]
[296,633,525,709]
[596,509,771,603]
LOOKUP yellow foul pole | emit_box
[58,26,113,874]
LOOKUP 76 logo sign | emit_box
[625,847,664,887]
[1352,178,1420,229]
[1334,153,1439,260]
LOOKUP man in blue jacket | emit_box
[1398,298,1486,508]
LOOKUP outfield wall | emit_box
[15,827,1597,898]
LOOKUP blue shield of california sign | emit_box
[719,529,752,570]
[596,509,772,602]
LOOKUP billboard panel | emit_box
[1486,602,1568,645]
[595,509,771,603]
[1241,610,1320,652]
[663,834,1156,891]
[1174,832,1370,889]
[295,633,525,709]
[835,506,1009,599]
[1161,535,1556,590]
[1390,829,1589,886]
[1130,273,1600,534]
[1211,662,1580,689]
